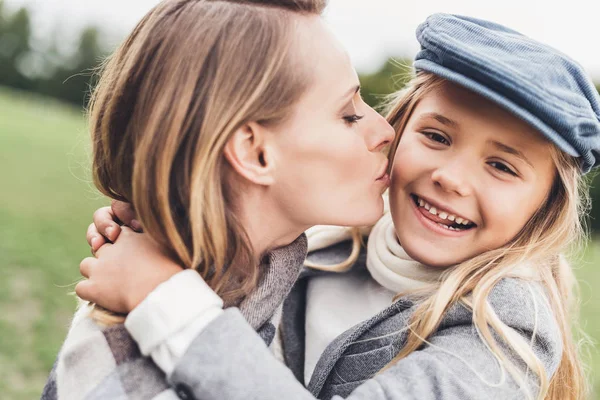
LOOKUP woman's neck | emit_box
[236,188,309,257]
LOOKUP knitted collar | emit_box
[238,233,308,330]
[366,213,442,293]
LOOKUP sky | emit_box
[5,0,600,79]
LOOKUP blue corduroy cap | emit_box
[414,14,600,173]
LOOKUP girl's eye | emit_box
[488,161,518,176]
[343,114,364,125]
[423,131,450,145]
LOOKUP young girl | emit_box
[41,0,396,398]
[79,13,599,400]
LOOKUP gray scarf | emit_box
[239,233,308,340]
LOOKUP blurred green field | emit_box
[0,86,598,399]
[0,87,106,399]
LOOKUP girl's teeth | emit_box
[437,222,458,231]
[416,196,472,227]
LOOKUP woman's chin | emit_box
[323,198,384,228]
[359,201,385,226]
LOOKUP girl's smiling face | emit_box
[390,81,557,268]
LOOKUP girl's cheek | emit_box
[392,147,419,179]
[483,193,528,241]
[390,159,407,185]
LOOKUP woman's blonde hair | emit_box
[88,0,326,323]
[379,72,589,400]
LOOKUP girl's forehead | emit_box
[407,84,557,177]
[414,82,547,144]
[420,81,506,116]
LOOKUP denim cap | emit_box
[414,13,600,173]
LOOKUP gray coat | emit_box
[167,243,562,400]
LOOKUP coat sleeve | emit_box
[168,280,562,400]
[47,305,174,400]
[40,360,58,400]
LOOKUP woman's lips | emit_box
[376,173,390,188]
[375,160,389,181]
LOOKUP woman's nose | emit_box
[365,110,395,152]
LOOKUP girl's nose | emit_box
[430,161,473,197]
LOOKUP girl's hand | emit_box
[87,200,143,254]
[76,227,183,314]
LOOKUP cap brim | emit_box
[414,59,580,157]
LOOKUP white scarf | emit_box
[306,210,538,293]
[306,209,443,293]
[366,213,443,293]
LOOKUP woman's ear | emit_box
[224,122,276,186]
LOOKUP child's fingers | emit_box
[93,242,113,259]
[75,279,98,303]
[86,223,106,252]
[93,206,122,242]
[111,200,140,231]
[79,257,97,279]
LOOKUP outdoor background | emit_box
[0,0,599,399]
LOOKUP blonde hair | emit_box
[379,72,589,400]
[304,227,363,271]
[88,0,326,323]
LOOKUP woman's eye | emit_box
[423,131,450,145]
[488,161,517,176]
[343,114,364,125]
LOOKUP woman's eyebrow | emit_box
[339,85,360,102]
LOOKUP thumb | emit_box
[75,280,99,303]
[111,200,140,230]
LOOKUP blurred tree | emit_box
[0,3,34,91]
[573,84,600,234]
[587,171,600,234]
[36,27,104,106]
[359,57,413,110]
[0,2,107,107]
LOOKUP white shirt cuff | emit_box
[125,269,224,374]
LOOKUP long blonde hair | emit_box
[88,0,326,322]
[380,72,589,400]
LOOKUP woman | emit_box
[42,0,394,399]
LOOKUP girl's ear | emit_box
[224,122,276,186]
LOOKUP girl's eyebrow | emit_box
[491,140,533,168]
[418,112,534,167]
[419,112,459,129]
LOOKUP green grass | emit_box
[0,86,599,399]
[0,87,106,399]
[579,243,600,399]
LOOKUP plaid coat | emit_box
[41,234,308,400]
